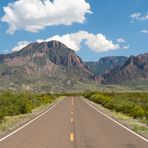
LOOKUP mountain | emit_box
[0,40,96,92]
[0,40,148,92]
[86,56,128,75]
[103,53,148,84]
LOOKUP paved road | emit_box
[0,97,148,148]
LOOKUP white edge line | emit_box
[0,98,63,142]
[82,98,148,143]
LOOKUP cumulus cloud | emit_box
[116,38,129,49]
[37,31,120,52]
[130,12,148,22]
[11,31,120,53]
[123,45,130,49]
[1,0,91,34]
[140,29,148,33]
[117,38,126,43]
[11,41,31,52]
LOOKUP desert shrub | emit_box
[104,100,116,110]
[84,92,148,122]
[0,112,4,122]
[0,91,57,122]
[18,98,32,114]
[130,106,145,119]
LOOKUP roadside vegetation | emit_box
[0,91,57,122]
[84,92,148,124]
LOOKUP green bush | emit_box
[0,112,4,122]
[104,100,115,110]
[0,91,57,122]
[130,106,145,119]
[18,98,32,114]
[84,92,148,122]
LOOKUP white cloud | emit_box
[3,49,10,54]
[130,12,141,21]
[123,45,130,49]
[37,31,120,52]
[130,12,148,22]
[1,0,91,34]
[117,38,126,43]
[116,38,129,49]
[11,41,31,52]
[140,29,148,33]
[11,31,120,53]
[84,33,120,52]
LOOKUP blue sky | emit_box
[0,0,148,61]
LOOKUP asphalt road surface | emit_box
[0,97,148,148]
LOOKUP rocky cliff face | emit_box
[0,40,95,84]
[0,40,147,91]
[103,53,148,83]
[86,56,128,75]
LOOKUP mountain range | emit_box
[103,53,148,84]
[85,56,128,75]
[0,40,147,92]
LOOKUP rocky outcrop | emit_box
[86,56,128,75]
[103,53,148,83]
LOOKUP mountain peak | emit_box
[102,52,148,83]
[0,40,95,86]
[46,40,69,49]
[86,56,128,75]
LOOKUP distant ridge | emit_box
[85,56,128,75]
[102,53,148,83]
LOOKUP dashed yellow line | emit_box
[72,97,74,106]
[70,98,74,142]
[70,118,74,123]
[70,133,74,141]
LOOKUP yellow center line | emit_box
[72,97,74,106]
[70,133,74,142]
[70,118,74,123]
